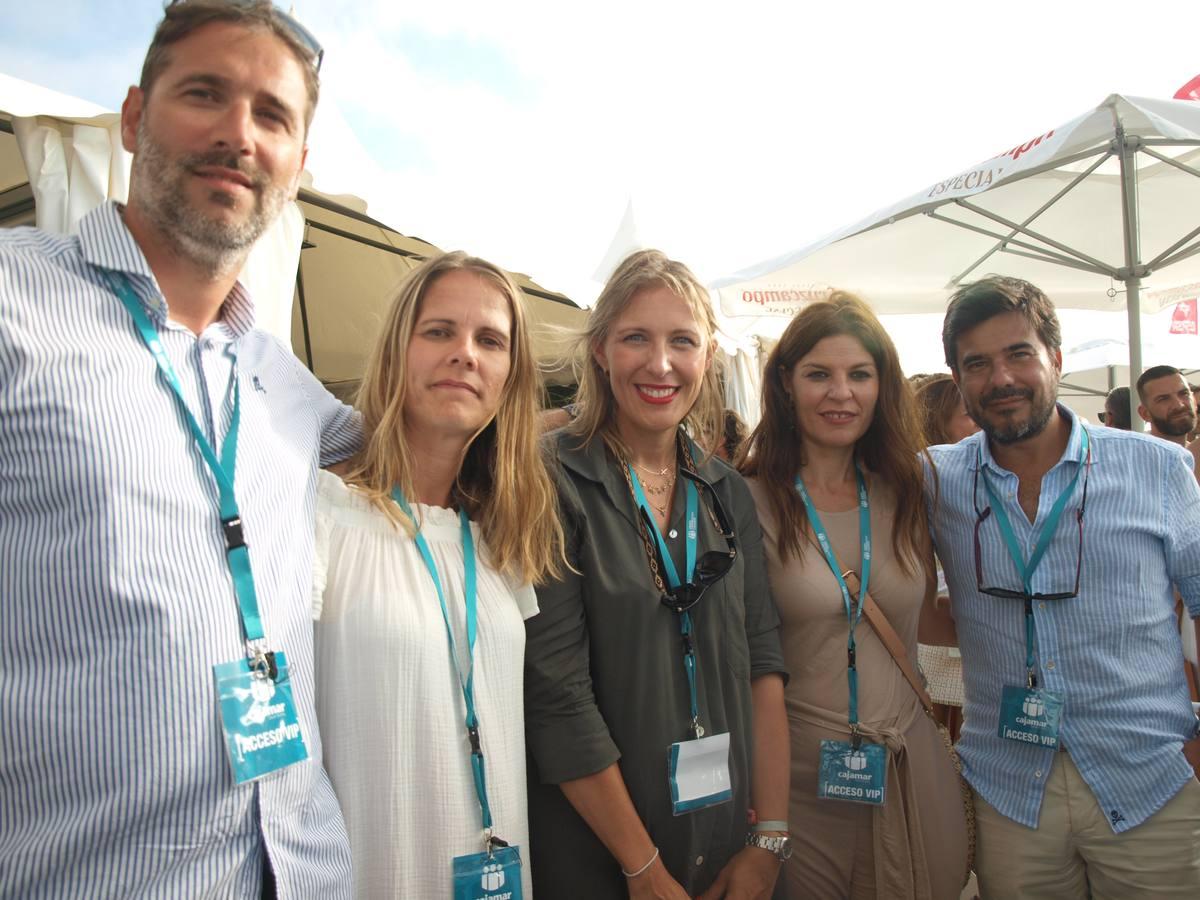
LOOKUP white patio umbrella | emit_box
[712,94,1200,417]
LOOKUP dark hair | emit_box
[721,409,748,461]
[739,291,929,574]
[1103,386,1132,429]
[942,275,1061,369]
[914,374,962,446]
[1136,365,1184,401]
[140,1,320,129]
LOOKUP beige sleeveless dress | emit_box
[747,477,969,900]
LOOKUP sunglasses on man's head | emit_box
[168,0,325,72]
[638,469,738,614]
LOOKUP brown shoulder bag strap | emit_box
[842,570,935,716]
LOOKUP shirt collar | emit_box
[973,403,1098,473]
[79,200,257,342]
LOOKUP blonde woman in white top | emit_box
[312,251,565,899]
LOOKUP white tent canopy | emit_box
[713,94,1200,417]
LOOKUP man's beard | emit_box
[128,122,289,276]
[1151,408,1197,437]
[968,384,1058,445]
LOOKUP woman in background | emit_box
[740,293,968,899]
[916,373,979,449]
[718,408,750,462]
[312,251,565,898]
[525,249,790,899]
[914,373,980,742]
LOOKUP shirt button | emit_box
[1046,660,1055,670]
[1035,770,1043,778]
[668,529,678,539]
[695,855,704,866]
[1039,602,1046,610]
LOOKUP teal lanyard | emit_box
[978,428,1089,687]
[108,275,265,653]
[794,467,871,744]
[390,489,497,845]
[628,469,704,738]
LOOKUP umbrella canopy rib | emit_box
[1139,146,1200,180]
[1147,222,1200,270]
[949,151,1113,286]
[955,198,1118,274]
[998,245,1114,277]
[925,210,1114,276]
[1158,240,1200,270]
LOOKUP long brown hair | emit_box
[341,251,565,585]
[739,291,929,573]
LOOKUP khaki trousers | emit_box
[974,753,1200,899]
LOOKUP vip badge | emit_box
[452,846,523,900]
[213,652,309,784]
[817,739,887,806]
[998,685,1065,749]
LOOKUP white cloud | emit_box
[11,0,1200,312]
[285,0,1200,306]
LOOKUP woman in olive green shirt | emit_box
[524,250,790,899]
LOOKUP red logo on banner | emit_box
[1175,75,1200,101]
[1169,298,1198,334]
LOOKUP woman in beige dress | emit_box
[739,292,969,899]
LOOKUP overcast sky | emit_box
[3,0,1198,316]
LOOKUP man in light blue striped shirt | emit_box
[1,3,358,897]
[923,276,1200,899]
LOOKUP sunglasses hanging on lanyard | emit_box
[977,429,1090,750]
[626,448,736,816]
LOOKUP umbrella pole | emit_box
[1116,126,1144,426]
[1124,276,1143,425]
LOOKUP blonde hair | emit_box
[341,251,565,584]
[568,249,723,460]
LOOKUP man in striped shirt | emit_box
[0,2,357,897]
[922,276,1200,899]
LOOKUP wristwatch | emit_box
[746,832,792,861]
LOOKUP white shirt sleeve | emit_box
[311,471,337,621]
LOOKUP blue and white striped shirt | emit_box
[926,406,1200,833]
[0,202,359,897]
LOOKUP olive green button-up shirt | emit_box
[525,432,787,898]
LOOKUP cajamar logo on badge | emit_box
[475,862,513,899]
[481,863,505,891]
[233,676,286,727]
[838,750,873,782]
[843,750,868,771]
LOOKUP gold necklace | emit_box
[640,471,676,496]
[632,460,674,478]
